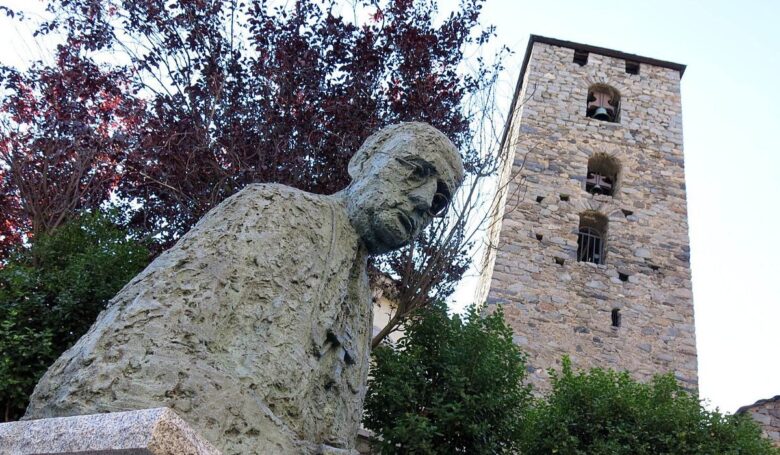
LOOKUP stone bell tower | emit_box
[478,36,697,391]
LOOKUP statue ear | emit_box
[348,124,399,179]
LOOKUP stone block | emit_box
[0,408,220,455]
[751,411,773,426]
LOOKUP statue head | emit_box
[344,122,465,255]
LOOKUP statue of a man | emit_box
[24,122,464,454]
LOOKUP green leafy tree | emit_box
[0,211,148,421]
[363,302,530,454]
[520,357,779,455]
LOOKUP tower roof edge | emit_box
[528,35,687,77]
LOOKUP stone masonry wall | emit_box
[481,41,697,392]
[739,397,780,446]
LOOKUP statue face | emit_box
[346,126,463,255]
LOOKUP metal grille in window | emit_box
[577,227,604,264]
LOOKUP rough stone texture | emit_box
[0,407,220,454]
[478,40,697,393]
[24,122,464,455]
[737,396,780,446]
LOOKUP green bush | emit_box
[519,357,778,455]
[0,212,149,421]
[363,302,530,454]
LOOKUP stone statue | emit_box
[24,122,464,454]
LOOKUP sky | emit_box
[1,0,778,414]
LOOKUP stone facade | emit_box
[478,36,697,392]
[738,396,780,447]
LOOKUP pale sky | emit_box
[1,0,778,414]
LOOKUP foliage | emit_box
[363,302,530,454]
[519,357,779,455]
[1,0,507,343]
[0,212,148,421]
[3,0,500,249]
[370,211,473,348]
[0,42,143,248]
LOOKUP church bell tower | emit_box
[478,36,697,391]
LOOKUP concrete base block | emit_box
[0,407,221,454]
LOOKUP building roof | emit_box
[528,35,686,77]
[736,395,780,415]
[499,35,687,154]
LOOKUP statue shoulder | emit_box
[216,183,349,231]
[162,182,356,276]
[236,183,330,206]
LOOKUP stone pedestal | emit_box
[0,408,220,454]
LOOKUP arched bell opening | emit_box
[586,84,621,123]
[585,153,621,197]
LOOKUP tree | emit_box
[363,302,530,454]
[2,0,509,344]
[14,0,499,247]
[0,42,144,249]
[0,211,148,421]
[519,357,779,455]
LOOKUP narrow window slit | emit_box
[573,49,589,66]
[611,309,622,327]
